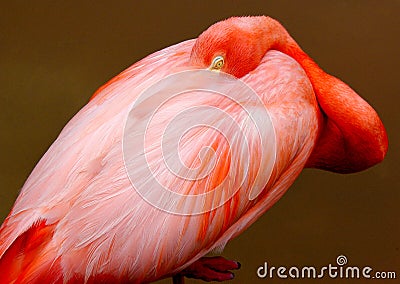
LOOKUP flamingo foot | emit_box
[178,256,241,282]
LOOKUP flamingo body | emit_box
[0,16,387,283]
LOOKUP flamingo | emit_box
[0,16,387,283]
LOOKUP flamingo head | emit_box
[190,16,283,78]
[189,16,388,173]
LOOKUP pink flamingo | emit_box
[0,16,387,283]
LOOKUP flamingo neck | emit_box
[262,18,388,172]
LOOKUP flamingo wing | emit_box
[0,45,318,283]
[0,39,196,283]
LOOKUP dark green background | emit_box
[0,1,398,283]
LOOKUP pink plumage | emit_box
[0,16,387,283]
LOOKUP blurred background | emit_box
[0,1,398,283]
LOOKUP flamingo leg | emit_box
[172,275,185,284]
[175,256,240,282]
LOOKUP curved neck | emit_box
[262,17,388,172]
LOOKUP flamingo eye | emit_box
[210,56,224,71]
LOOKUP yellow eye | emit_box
[210,56,224,71]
